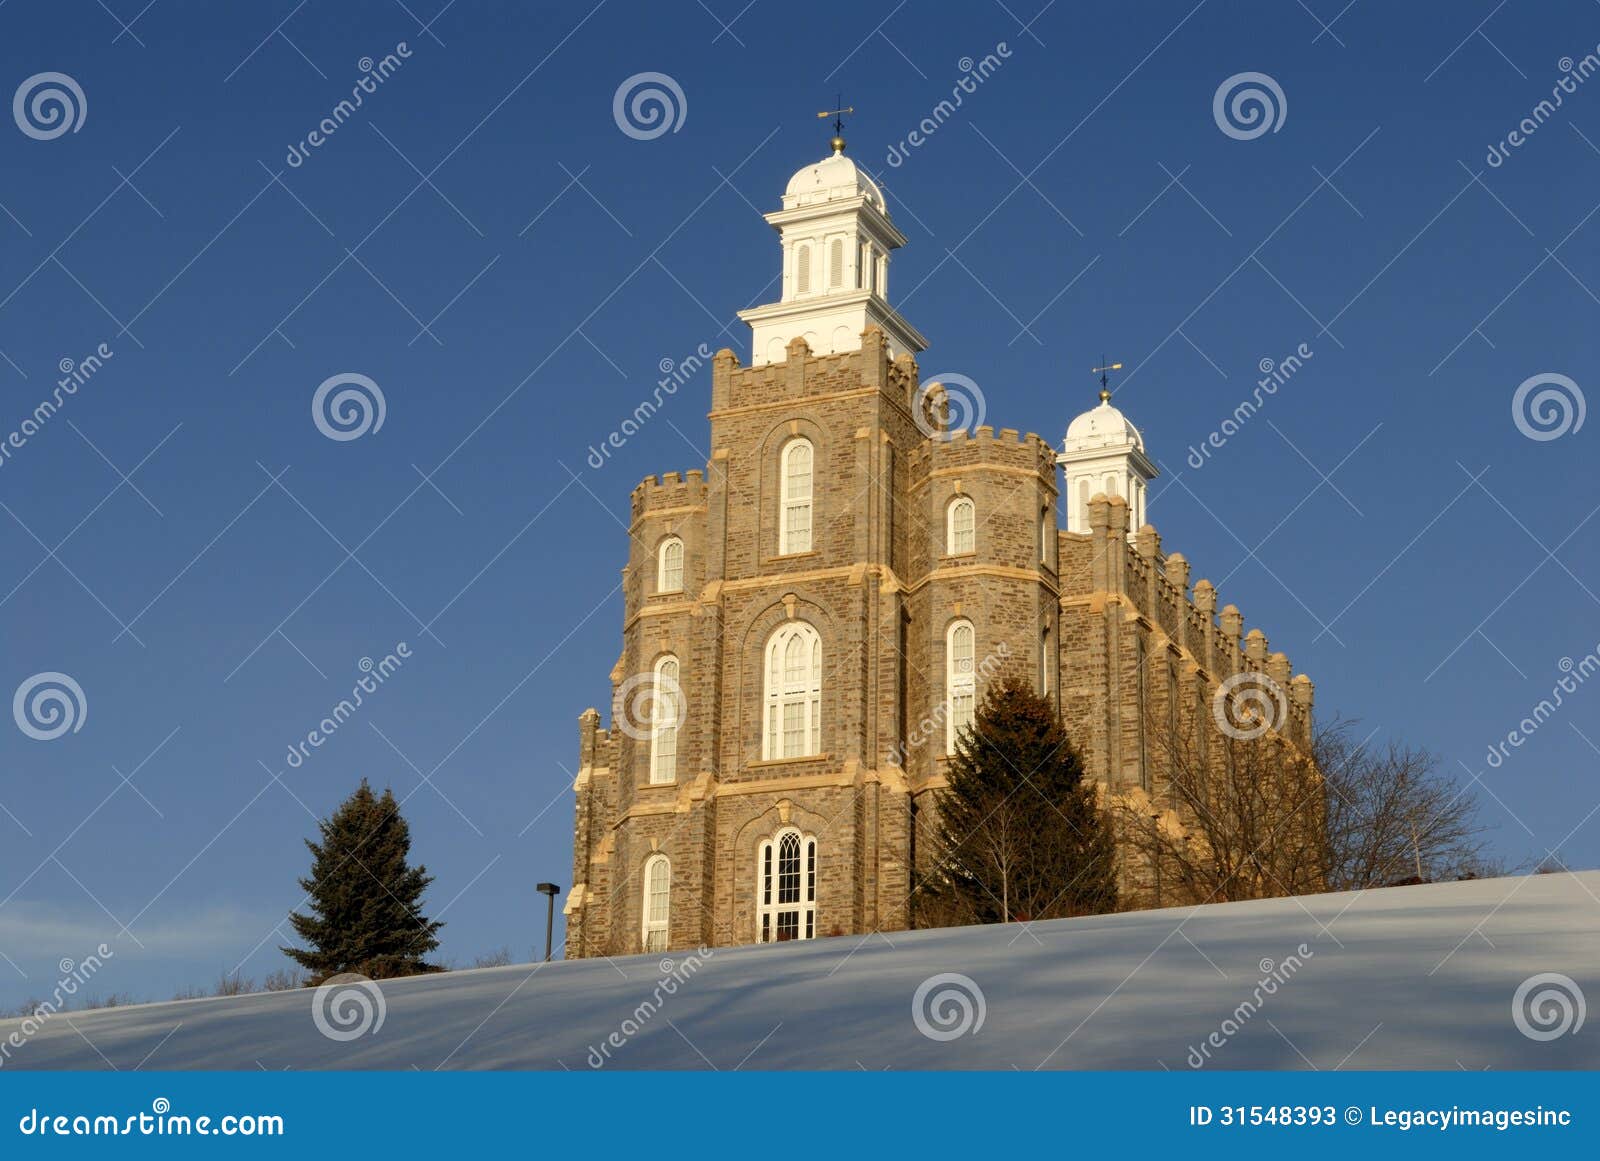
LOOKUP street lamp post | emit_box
[536,882,561,962]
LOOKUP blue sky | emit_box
[0,0,1596,1008]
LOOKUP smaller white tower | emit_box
[737,129,926,366]
[1057,386,1158,536]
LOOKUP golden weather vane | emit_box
[1092,358,1123,403]
[817,96,854,154]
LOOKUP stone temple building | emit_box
[565,139,1314,957]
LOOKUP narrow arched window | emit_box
[796,243,812,295]
[947,619,976,753]
[1041,506,1051,563]
[757,828,817,942]
[642,854,670,952]
[1136,636,1149,790]
[649,655,680,784]
[1077,478,1090,532]
[1040,624,1051,696]
[829,237,844,288]
[764,622,822,759]
[947,496,975,555]
[779,438,813,555]
[657,536,683,593]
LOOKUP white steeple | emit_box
[1057,387,1158,536]
[737,135,926,366]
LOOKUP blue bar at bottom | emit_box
[1,1072,1592,1156]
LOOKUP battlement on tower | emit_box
[912,424,1058,479]
[630,468,708,523]
[710,326,920,415]
[1080,492,1315,743]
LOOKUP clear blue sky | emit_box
[0,0,1596,1008]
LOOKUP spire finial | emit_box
[817,96,853,154]
[1092,358,1123,403]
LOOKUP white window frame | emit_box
[946,619,976,754]
[649,655,681,784]
[763,622,822,760]
[778,438,814,555]
[642,853,670,952]
[756,828,817,943]
[947,496,975,556]
[795,242,812,295]
[657,536,684,593]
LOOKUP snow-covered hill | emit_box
[5,873,1596,1070]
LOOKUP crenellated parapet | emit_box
[913,424,1058,481]
[1081,491,1315,745]
[630,468,708,525]
[710,326,919,416]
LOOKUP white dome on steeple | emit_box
[1064,394,1145,452]
[783,151,884,211]
[1057,390,1159,537]
[736,140,925,367]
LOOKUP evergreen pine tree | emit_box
[928,678,1117,924]
[284,780,443,982]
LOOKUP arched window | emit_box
[649,655,680,784]
[757,828,816,942]
[947,619,976,753]
[1040,624,1051,696]
[779,438,813,555]
[642,854,670,952]
[829,237,844,288]
[1136,636,1149,790]
[796,243,812,295]
[1077,478,1090,532]
[1041,506,1051,563]
[764,622,822,759]
[947,496,975,555]
[657,536,683,593]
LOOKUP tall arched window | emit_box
[764,622,822,759]
[779,438,813,555]
[828,237,844,288]
[947,496,975,555]
[1041,506,1051,563]
[642,854,670,952]
[649,655,680,784]
[1136,636,1149,790]
[1040,624,1051,696]
[796,243,812,295]
[757,828,816,942]
[657,536,683,593]
[1077,478,1090,532]
[946,619,976,753]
